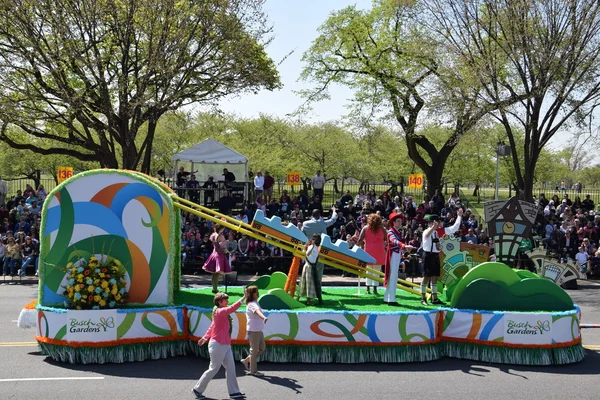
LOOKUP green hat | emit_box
[424,214,440,222]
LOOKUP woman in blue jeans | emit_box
[3,237,20,276]
[19,236,38,276]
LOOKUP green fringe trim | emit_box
[38,340,189,364]
[441,341,586,365]
[36,339,585,365]
[189,342,441,364]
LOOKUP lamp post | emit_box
[495,142,510,200]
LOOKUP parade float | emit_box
[18,169,584,366]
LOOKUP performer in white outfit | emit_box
[384,212,413,306]
[421,208,463,305]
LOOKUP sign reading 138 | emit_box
[57,167,74,183]
[286,172,301,185]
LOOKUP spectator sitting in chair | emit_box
[186,175,200,203]
[219,190,235,215]
[199,234,213,262]
[202,177,217,207]
[267,199,279,218]
[235,209,249,224]
[339,190,353,206]
[255,241,271,273]
[238,235,250,260]
[463,229,479,244]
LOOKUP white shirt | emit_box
[422,216,462,253]
[254,176,264,190]
[306,244,319,263]
[246,301,265,332]
[312,175,325,189]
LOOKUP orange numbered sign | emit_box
[408,174,423,189]
[286,172,301,185]
[57,167,74,183]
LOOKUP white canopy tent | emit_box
[171,138,249,184]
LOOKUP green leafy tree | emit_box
[0,129,96,189]
[0,0,280,172]
[426,0,600,201]
[300,0,520,197]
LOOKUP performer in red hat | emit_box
[384,212,413,306]
[421,208,463,305]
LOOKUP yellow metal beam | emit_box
[172,199,427,296]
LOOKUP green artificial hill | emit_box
[175,287,434,312]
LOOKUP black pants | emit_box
[423,252,441,277]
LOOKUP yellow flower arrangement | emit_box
[61,255,128,310]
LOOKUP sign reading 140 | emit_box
[57,167,74,183]
[408,174,423,189]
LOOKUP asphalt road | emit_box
[1,280,600,400]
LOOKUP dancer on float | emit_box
[421,208,463,305]
[384,212,414,306]
[297,233,322,305]
[301,207,337,303]
[193,289,247,399]
[202,223,232,293]
[357,213,387,295]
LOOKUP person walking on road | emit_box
[240,285,268,376]
[193,290,247,400]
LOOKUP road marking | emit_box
[0,377,104,382]
[584,345,600,351]
[0,342,38,347]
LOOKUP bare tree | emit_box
[0,0,280,172]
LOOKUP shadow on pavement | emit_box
[37,349,600,381]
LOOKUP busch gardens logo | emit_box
[69,316,115,333]
[506,319,551,335]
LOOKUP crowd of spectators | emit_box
[0,184,46,277]
[180,170,499,277]
[534,193,600,274]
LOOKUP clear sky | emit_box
[216,0,595,162]
[217,0,372,122]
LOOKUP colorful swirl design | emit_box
[41,175,172,305]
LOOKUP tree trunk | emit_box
[302,178,310,193]
[140,118,157,174]
[26,170,41,190]
[424,167,444,199]
[517,148,540,202]
[121,139,139,170]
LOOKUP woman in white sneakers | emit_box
[241,285,268,376]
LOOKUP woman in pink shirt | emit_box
[192,290,247,400]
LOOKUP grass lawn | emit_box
[175,287,441,313]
